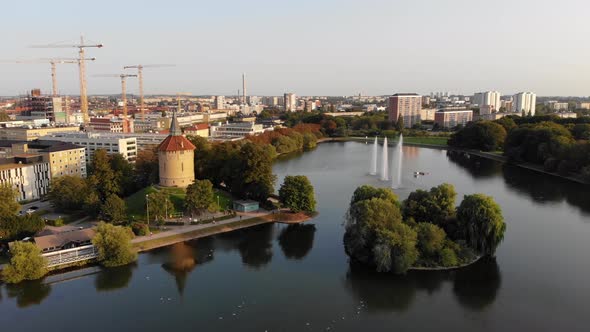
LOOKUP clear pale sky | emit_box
[1,0,589,97]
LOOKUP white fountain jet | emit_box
[370,136,378,175]
[380,137,389,181]
[392,134,404,188]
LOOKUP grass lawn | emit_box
[126,186,234,221]
[214,189,233,210]
[402,136,449,146]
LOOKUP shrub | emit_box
[2,242,47,283]
[130,222,149,236]
[440,248,458,267]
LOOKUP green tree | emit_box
[279,175,316,213]
[185,179,216,216]
[2,242,47,283]
[100,194,127,224]
[92,222,137,267]
[416,223,446,257]
[87,149,120,201]
[109,153,137,196]
[449,121,507,151]
[0,183,20,218]
[457,194,506,255]
[47,175,89,212]
[396,115,405,131]
[350,185,398,206]
[302,133,318,150]
[372,223,418,273]
[232,142,276,202]
[147,190,174,224]
[403,183,456,226]
[134,148,159,187]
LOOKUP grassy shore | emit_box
[133,217,269,252]
[126,186,234,221]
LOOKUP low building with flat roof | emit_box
[0,125,80,141]
[434,108,473,128]
[38,132,137,163]
[233,200,259,212]
[210,122,267,139]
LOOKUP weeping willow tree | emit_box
[457,194,506,256]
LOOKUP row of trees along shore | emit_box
[344,184,506,274]
[449,115,590,181]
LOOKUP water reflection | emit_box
[5,280,51,308]
[452,257,502,311]
[502,165,590,215]
[344,258,501,313]
[216,224,275,269]
[278,224,317,260]
[94,264,135,292]
[446,150,502,178]
[162,239,215,296]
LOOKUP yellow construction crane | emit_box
[123,64,174,121]
[6,57,95,97]
[94,74,138,117]
[31,36,103,123]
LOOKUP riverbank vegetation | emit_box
[0,185,45,243]
[1,241,47,283]
[278,175,316,213]
[449,115,590,181]
[92,222,137,267]
[343,184,506,274]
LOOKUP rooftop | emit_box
[158,135,196,152]
[34,228,96,251]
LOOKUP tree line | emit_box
[448,115,590,181]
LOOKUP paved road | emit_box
[19,200,53,216]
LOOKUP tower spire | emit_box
[170,108,182,136]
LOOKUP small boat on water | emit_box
[413,171,430,177]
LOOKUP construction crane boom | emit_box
[123,64,174,121]
[5,57,95,96]
[94,74,137,117]
[31,36,103,123]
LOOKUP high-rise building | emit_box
[387,93,422,128]
[473,91,501,111]
[284,93,297,112]
[215,96,225,110]
[512,92,536,116]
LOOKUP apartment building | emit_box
[387,93,423,128]
[0,155,51,201]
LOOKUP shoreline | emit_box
[408,255,482,272]
[321,136,589,185]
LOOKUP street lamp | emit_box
[145,194,150,227]
[217,195,220,209]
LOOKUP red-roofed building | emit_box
[184,123,209,137]
[157,111,195,188]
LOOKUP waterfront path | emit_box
[132,210,276,252]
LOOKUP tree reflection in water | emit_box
[5,279,51,308]
[278,224,316,260]
[446,150,502,178]
[216,223,275,269]
[345,258,501,312]
[502,165,590,215]
[94,264,136,292]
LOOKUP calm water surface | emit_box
[1,141,590,331]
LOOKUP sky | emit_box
[1,0,589,97]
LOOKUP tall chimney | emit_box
[242,73,247,105]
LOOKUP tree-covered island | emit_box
[343,184,506,274]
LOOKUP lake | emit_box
[1,141,590,331]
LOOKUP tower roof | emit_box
[157,109,195,152]
[170,109,182,136]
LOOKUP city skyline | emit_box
[1,0,589,97]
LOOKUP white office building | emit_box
[512,92,536,116]
[215,96,225,110]
[210,122,267,139]
[38,132,138,163]
[0,158,50,201]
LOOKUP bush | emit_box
[543,158,560,172]
[46,218,65,227]
[92,222,137,267]
[440,247,458,267]
[130,222,149,236]
[2,242,47,283]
